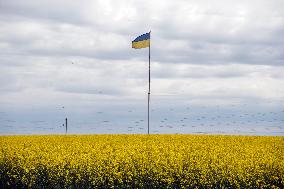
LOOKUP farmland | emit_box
[0,135,283,188]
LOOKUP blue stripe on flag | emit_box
[132,32,150,42]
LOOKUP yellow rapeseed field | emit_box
[0,135,283,188]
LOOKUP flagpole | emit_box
[148,31,151,135]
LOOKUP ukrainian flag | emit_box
[132,32,150,49]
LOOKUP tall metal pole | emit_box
[148,32,151,135]
[65,117,67,134]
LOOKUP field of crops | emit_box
[0,135,283,188]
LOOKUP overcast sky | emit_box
[0,0,284,135]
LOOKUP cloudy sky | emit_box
[0,0,284,135]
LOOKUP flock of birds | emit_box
[1,61,283,135]
[1,102,283,135]
[121,105,284,134]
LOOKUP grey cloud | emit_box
[0,0,284,135]
[53,84,124,96]
[136,63,284,91]
[0,1,88,25]
[0,0,283,110]
[1,0,284,66]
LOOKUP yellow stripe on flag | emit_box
[132,39,150,49]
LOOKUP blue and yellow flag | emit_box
[132,32,150,49]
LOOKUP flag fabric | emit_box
[132,32,150,49]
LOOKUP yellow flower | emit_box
[0,135,283,188]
